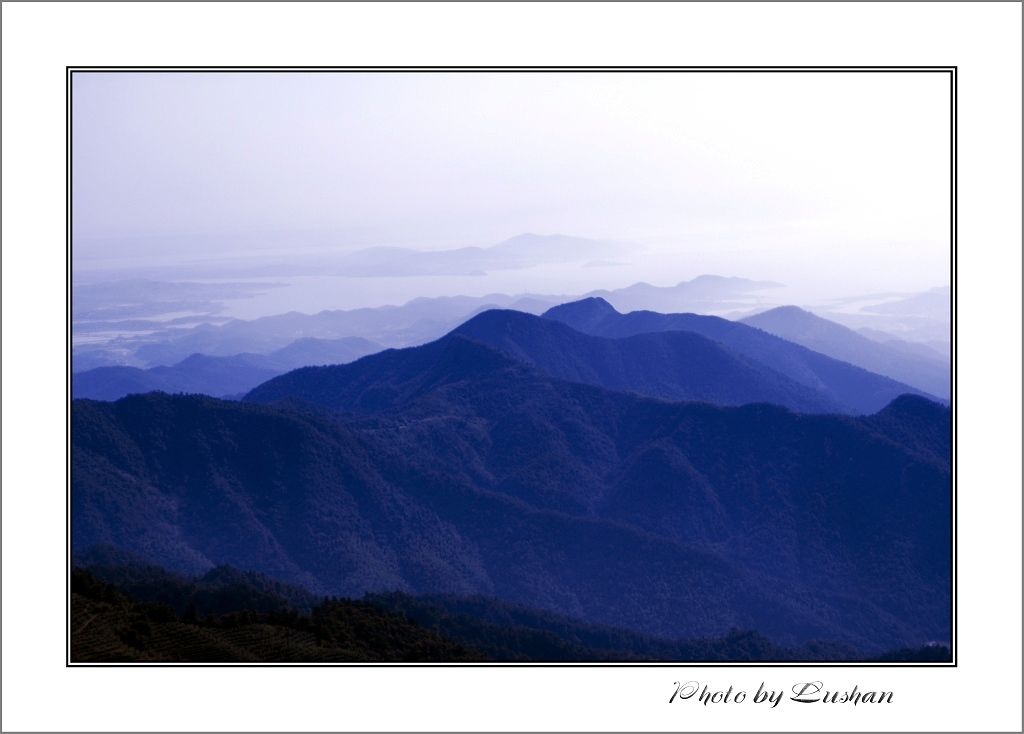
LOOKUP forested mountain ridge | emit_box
[74,344,950,653]
[72,301,950,658]
[451,309,847,413]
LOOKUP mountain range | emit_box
[73,307,951,654]
[542,298,944,412]
[740,305,949,399]
[861,286,951,320]
[326,233,629,277]
[272,308,845,414]
[77,298,945,413]
[583,274,783,314]
[71,273,797,371]
[856,327,950,361]
[70,290,953,659]
[72,337,382,401]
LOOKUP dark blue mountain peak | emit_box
[876,393,951,419]
[458,307,545,329]
[542,298,633,339]
[447,305,848,414]
[542,297,619,328]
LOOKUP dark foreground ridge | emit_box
[71,564,951,663]
[74,371,950,654]
[71,567,486,663]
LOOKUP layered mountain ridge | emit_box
[71,298,952,657]
[740,305,949,399]
[72,337,382,401]
[543,297,945,413]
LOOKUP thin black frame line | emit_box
[949,65,958,666]
[68,660,950,668]
[61,66,958,667]
[66,67,75,666]
[66,65,955,72]
[66,66,957,668]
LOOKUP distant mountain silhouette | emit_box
[132,324,383,367]
[736,286,951,351]
[263,336,384,370]
[491,233,631,264]
[584,275,783,314]
[73,336,387,401]
[543,298,944,413]
[74,273,795,370]
[861,286,951,321]
[856,327,950,362]
[740,306,949,399]
[72,353,283,401]
[328,233,628,277]
[126,299,529,367]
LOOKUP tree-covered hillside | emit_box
[74,367,950,653]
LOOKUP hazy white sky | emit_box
[72,70,951,294]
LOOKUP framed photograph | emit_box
[3,3,1020,732]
